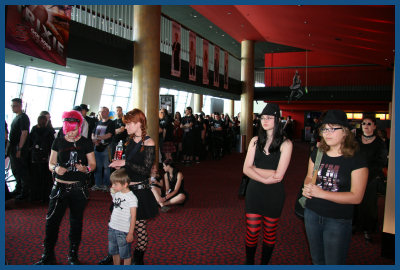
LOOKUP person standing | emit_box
[302,109,368,264]
[242,103,293,265]
[180,107,196,165]
[9,98,31,200]
[80,104,96,140]
[92,107,115,191]
[35,110,96,265]
[109,108,158,265]
[353,116,387,242]
[112,106,128,159]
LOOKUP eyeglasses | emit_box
[260,116,275,121]
[321,127,343,134]
[362,122,373,126]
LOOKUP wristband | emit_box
[53,164,59,174]
[86,166,92,173]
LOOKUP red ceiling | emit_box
[191,5,395,67]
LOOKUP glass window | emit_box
[22,85,52,128]
[104,79,116,85]
[74,75,87,107]
[24,67,54,87]
[102,83,115,95]
[99,95,114,110]
[115,86,130,97]
[113,97,129,112]
[49,89,77,128]
[54,74,79,90]
[5,82,22,127]
[5,64,24,83]
[57,71,79,78]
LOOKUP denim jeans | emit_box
[108,227,132,259]
[304,208,352,265]
[94,147,111,187]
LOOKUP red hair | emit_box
[123,109,147,150]
[62,110,83,135]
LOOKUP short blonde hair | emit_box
[110,168,130,185]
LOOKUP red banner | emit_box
[202,40,209,85]
[171,21,181,78]
[224,51,229,89]
[213,46,220,87]
[189,31,196,81]
[5,5,72,66]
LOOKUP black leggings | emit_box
[44,183,88,248]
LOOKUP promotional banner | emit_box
[171,21,181,77]
[5,5,72,66]
[202,39,209,85]
[213,45,220,87]
[189,31,197,81]
[224,51,229,89]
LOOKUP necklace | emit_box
[362,134,375,141]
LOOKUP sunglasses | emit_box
[362,122,373,126]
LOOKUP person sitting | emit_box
[160,159,187,212]
[149,163,165,206]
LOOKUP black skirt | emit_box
[129,187,159,220]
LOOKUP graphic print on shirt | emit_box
[95,125,107,137]
[316,163,340,192]
[66,150,79,172]
[113,198,126,210]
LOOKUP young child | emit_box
[108,168,138,265]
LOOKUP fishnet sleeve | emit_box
[125,146,155,176]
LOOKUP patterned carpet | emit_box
[5,142,394,265]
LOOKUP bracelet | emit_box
[86,166,92,173]
[53,164,59,174]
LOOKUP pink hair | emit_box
[62,110,84,135]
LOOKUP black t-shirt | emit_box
[92,119,115,151]
[113,118,128,144]
[306,148,367,219]
[181,115,196,134]
[51,137,94,183]
[9,113,30,148]
[160,116,174,142]
[212,119,224,133]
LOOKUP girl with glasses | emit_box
[302,109,368,264]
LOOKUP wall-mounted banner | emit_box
[224,51,229,89]
[189,31,197,82]
[202,39,209,85]
[171,21,181,77]
[5,5,72,66]
[213,46,220,87]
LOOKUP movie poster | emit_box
[224,51,229,89]
[171,21,181,77]
[5,5,72,66]
[213,45,220,87]
[202,39,209,85]
[189,31,197,81]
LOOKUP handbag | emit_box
[294,148,323,218]
[238,174,250,197]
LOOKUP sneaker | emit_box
[161,206,170,213]
[101,186,109,192]
[91,185,101,191]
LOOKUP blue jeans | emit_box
[94,147,110,187]
[108,227,132,259]
[304,208,352,265]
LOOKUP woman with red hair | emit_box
[35,110,96,265]
[108,108,158,265]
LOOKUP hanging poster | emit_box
[5,5,72,66]
[202,39,209,85]
[213,45,220,87]
[171,21,181,77]
[189,31,197,81]
[224,51,229,89]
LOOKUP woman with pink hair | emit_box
[35,110,96,265]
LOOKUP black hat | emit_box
[321,109,350,128]
[73,105,82,112]
[261,103,280,117]
[80,104,89,111]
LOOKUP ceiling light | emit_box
[209,25,213,29]
[193,15,197,18]
[221,34,225,37]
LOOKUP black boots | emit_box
[133,249,145,265]
[67,243,80,265]
[261,243,274,265]
[245,246,257,265]
[34,247,57,265]
[98,254,113,265]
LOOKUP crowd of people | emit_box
[5,97,390,265]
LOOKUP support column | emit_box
[229,99,234,118]
[194,94,203,114]
[132,5,161,161]
[240,40,255,151]
[81,76,105,116]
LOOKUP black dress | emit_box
[125,139,159,220]
[245,146,285,218]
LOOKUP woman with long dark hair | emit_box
[109,108,158,265]
[242,103,293,265]
[35,110,96,265]
[302,110,368,264]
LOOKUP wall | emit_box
[81,76,105,115]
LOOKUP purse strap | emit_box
[311,148,323,184]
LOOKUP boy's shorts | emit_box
[108,227,132,259]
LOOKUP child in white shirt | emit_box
[108,168,137,265]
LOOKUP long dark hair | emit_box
[163,159,180,180]
[256,116,284,153]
